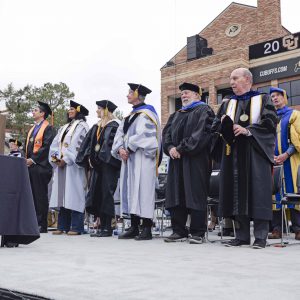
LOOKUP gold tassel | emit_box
[104,107,108,117]
[283,90,288,104]
[133,89,139,98]
[198,86,202,96]
[76,106,81,113]
[226,144,231,156]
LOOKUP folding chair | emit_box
[270,165,287,246]
[280,195,300,246]
[206,169,235,243]
[154,173,168,237]
[272,165,300,247]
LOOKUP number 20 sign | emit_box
[249,32,300,59]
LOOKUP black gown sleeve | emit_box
[107,126,118,147]
[248,94,278,163]
[75,125,96,168]
[210,101,228,162]
[98,122,121,169]
[162,112,176,156]
[211,101,227,133]
[176,106,215,155]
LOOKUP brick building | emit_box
[161,0,300,126]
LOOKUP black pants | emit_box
[99,213,113,232]
[131,214,152,228]
[28,165,52,230]
[271,209,300,233]
[169,206,206,237]
[235,215,269,242]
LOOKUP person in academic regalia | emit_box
[8,139,24,157]
[49,101,89,235]
[268,87,300,241]
[162,82,215,244]
[25,101,55,233]
[211,68,278,249]
[76,100,121,237]
[214,96,235,238]
[112,83,162,241]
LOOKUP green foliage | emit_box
[30,82,74,128]
[0,83,34,140]
[0,82,74,141]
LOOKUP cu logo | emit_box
[283,35,299,50]
[295,61,300,73]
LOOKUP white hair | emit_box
[240,68,253,84]
[138,95,145,102]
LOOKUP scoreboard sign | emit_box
[249,32,300,60]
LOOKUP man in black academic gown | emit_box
[25,101,54,233]
[211,68,277,249]
[163,82,215,244]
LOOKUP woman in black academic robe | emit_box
[76,100,121,237]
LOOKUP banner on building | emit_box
[250,56,300,84]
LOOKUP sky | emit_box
[0,0,299,125]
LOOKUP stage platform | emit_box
[0,230,299,300]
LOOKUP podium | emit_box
[0,155,40,247]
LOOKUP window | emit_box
[278,82,291,96]
[279,80,300,106]
[291,80,300,105]
[175,98,181,111]
[217,94,223,104]
[217,88,233,104]
[175,92,209,110]
[201,92,209,104]
[291,80,300,96]
[257,85,271,94]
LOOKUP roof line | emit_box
[231,2,256,9]
[199,2,256,34]
[281,25,291,34]
[161,2,257,68]
[161,44,186,69]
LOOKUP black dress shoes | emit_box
[188,234,204,244]
[118,226,139,239]
[224,239,250,247]
[90,230,101,237]
[99,230,113,237]
[164,232,187,243]
[134,227,152,241]
[39,227,48,233]
[90,230,112,237]
[252,239,267,249]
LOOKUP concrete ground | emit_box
[0,230,299,300]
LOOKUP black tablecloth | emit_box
[0,155,40,245]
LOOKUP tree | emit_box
[0,83,34,140]
[0,82,75,141]
[30,82,74,128]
